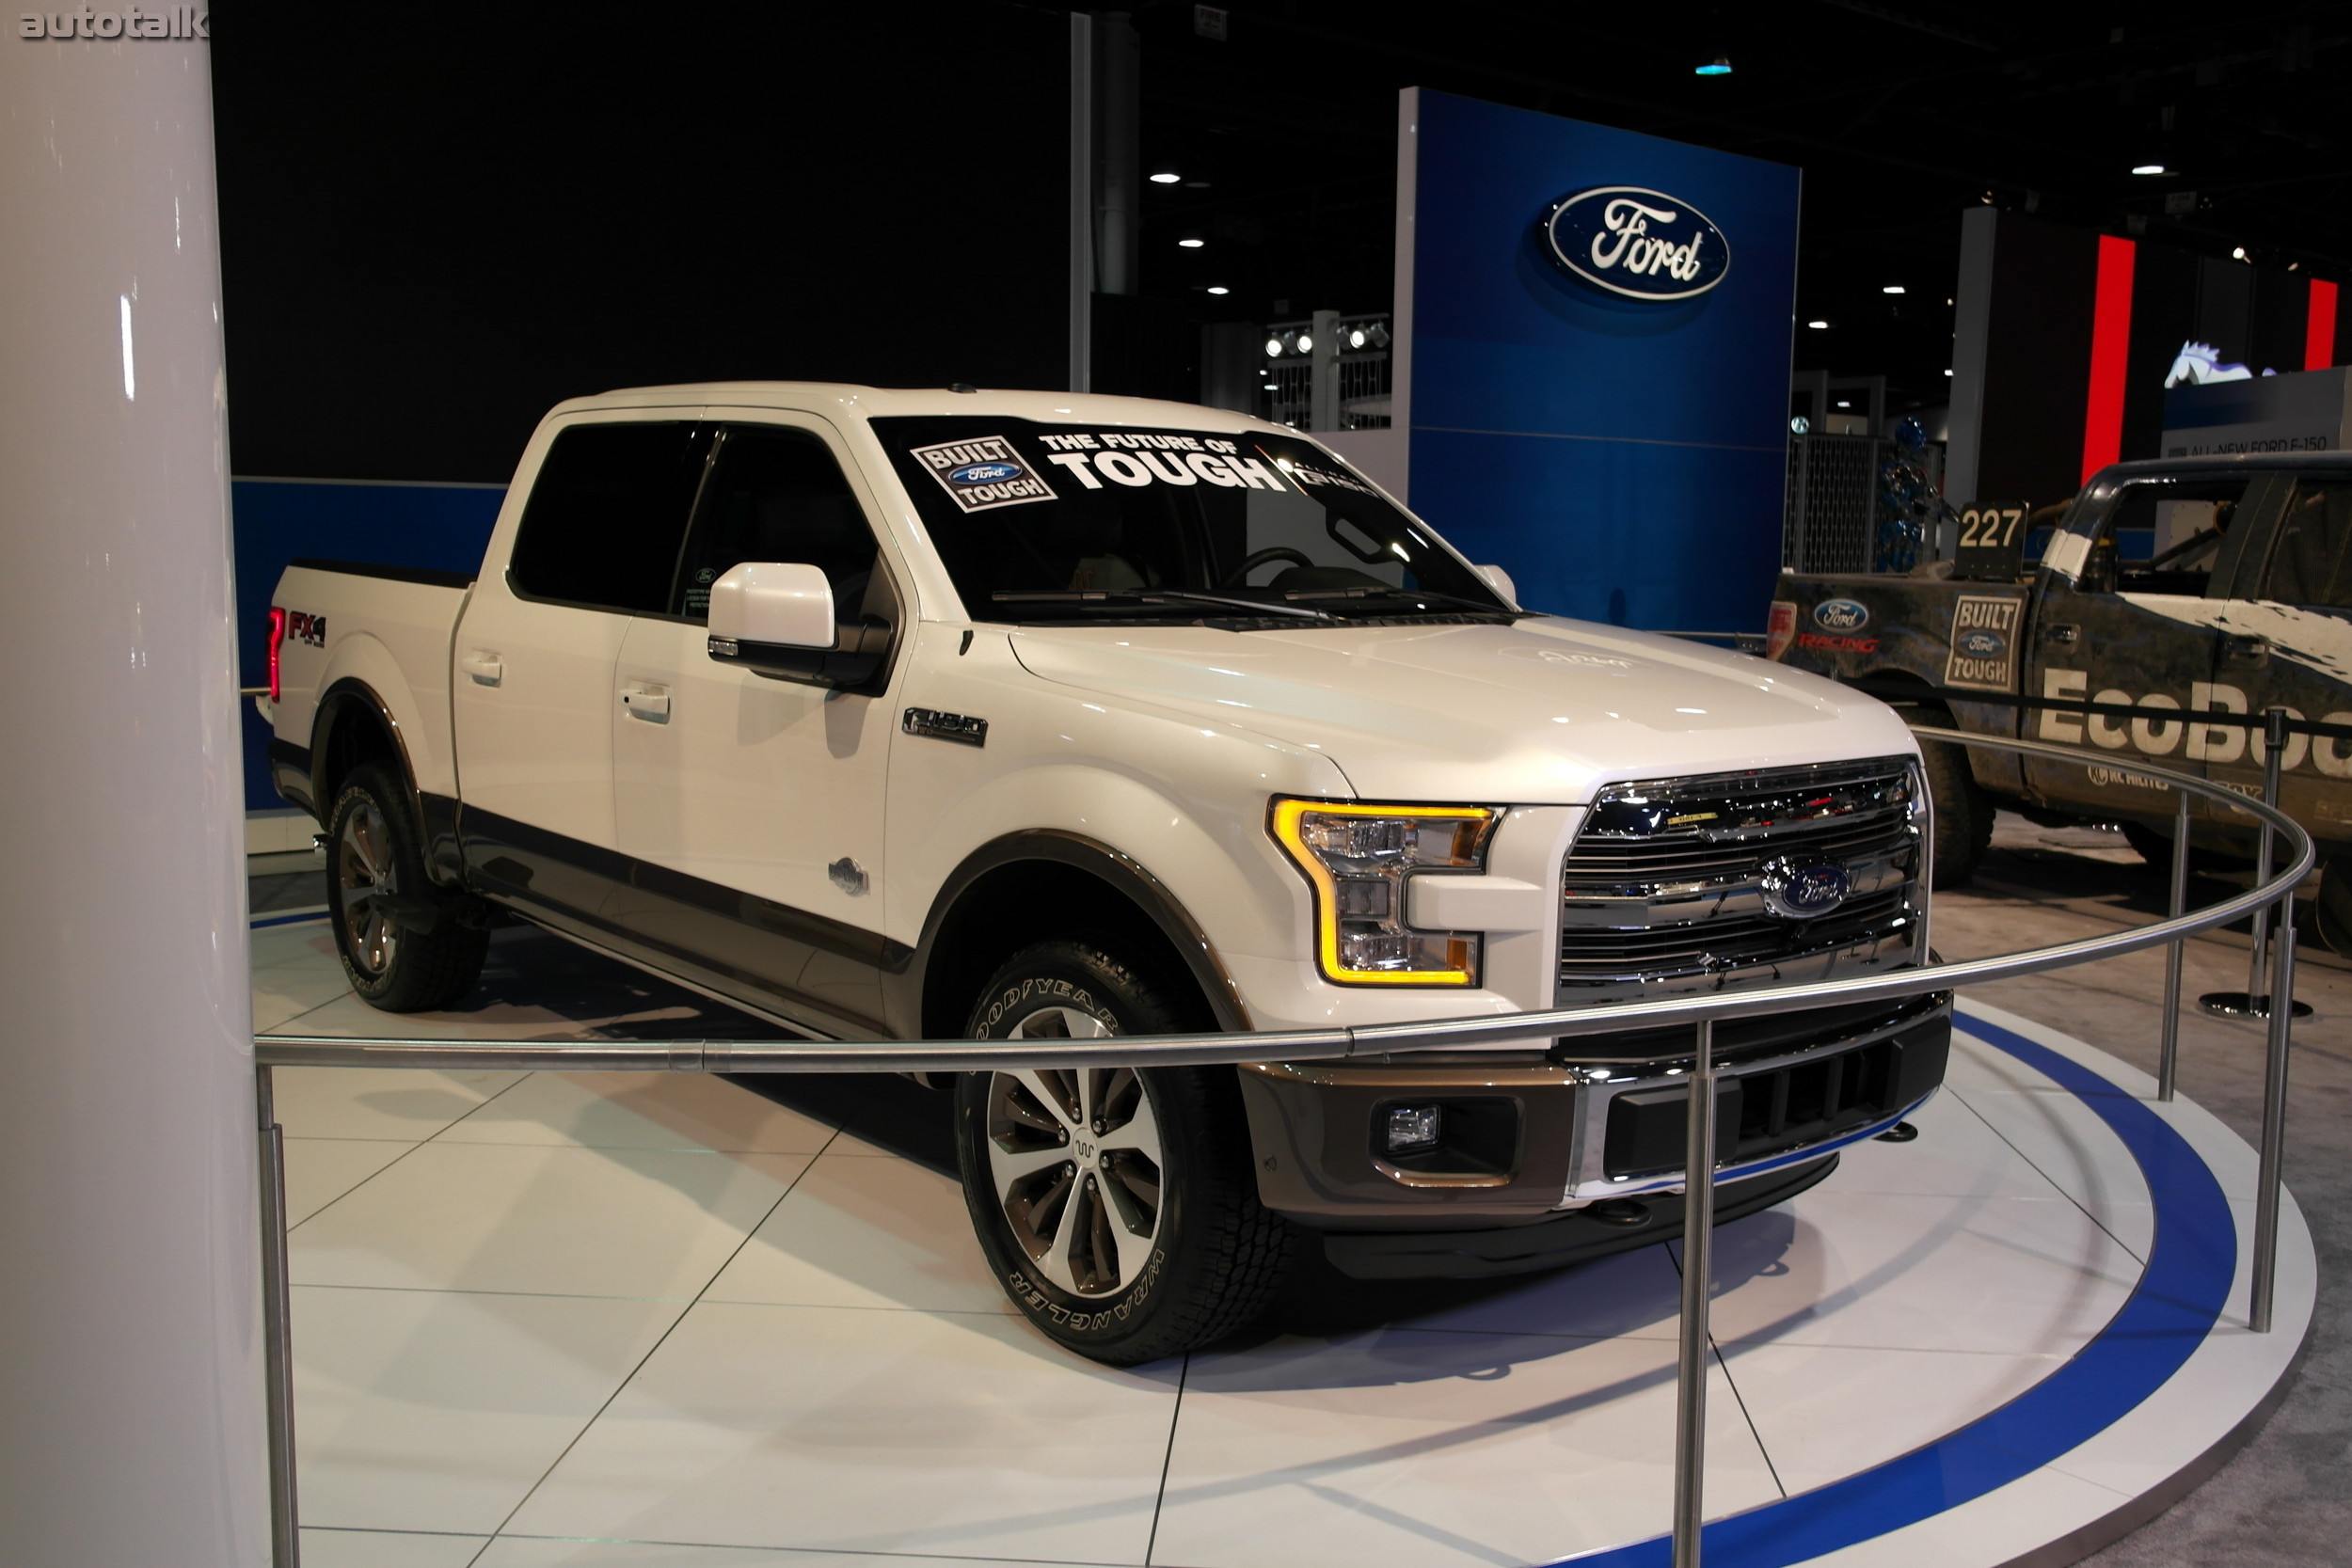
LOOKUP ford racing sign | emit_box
[1542,186,1730,301]
[1813,598,1870,632]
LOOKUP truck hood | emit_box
[1009,617,1913,802]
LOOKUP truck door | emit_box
[2019,470,2280,829]
[608,415,904,1037]
[452,416,709,924]
[2207,473,2352,858]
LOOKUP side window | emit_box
[2088,476,2250,595]
[671,426,882,624]
[508,421,708,613]
[2261,480,2352,610]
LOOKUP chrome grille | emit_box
[1558,756,1925,994]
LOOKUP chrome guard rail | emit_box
[250,729,2314,1568]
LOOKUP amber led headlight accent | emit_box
[1269,799,1498,986]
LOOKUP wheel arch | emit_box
[904,831,1251,1041]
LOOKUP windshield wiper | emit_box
[1283,586,1515,615]
[993,589,1335,622]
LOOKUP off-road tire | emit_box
[953,938,1292,1364]
[1910,721,1994,889]
[326,762,488,1011]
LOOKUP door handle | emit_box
[461,650,503,685]
[2221,633,2270,669]
[620,683,671,721]
[2041,623,2080,645]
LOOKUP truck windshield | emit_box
[870,417,1516,626]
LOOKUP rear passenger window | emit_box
[508,421,709,613]
[670,426,883,625]
[2262,480,2352,610]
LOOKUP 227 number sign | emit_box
[1954,502,2028,582]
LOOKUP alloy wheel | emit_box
[983,1008,1165,1297]
[337,799,399,978]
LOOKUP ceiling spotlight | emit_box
[1944,368,1955,376]
[1694,56,1732,75]
[1206,285,1230,295]
[2132,164,2168,176]
[1263,336,1284,357]
[2233,246,2249,261]
[1806,319,1830,329]
[1836,400,1852,409]
[1177,237,1205,248]
[1150,171,1182,184]
[1882,285,1906,295]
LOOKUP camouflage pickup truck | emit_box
[1770,452,2352,950]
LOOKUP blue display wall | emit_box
[233,480,505,811]
[1401,89,1800,632]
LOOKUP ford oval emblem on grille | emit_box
[1759,858,1851,921]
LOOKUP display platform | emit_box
[253,916,2314,1568]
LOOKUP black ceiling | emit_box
[1084,1,2352,416]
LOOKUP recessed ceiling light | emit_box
[1150,172,1182,184]
[1882,285,1906,295]
[2233,246,2249,261]
[1806,319,1830,329]
[1206,286,1230,295]
[1944,368,1955,377]
[1177,238,1205,248]
[1694,56,1731,75]
[2132,163,2168,176]
[1836,401,1852,409]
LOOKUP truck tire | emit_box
[953,938,1291,1365]
[1910,722,1994,889]
[325,762,488,1012]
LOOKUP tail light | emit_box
[265,607,287,703]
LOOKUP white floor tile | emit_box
[298,1527,493,1567]
[256,963,368,1033]
[275,1066,527,1142]
[701,1151,1013,1315]
[1387,1243,1687,1341]
[1957,1086,2179,1223]
[1716,1340,2062,1495]
[1688,1189,2141,1355]
[435,1072,834,1155]
[502,1301,1178,1562]
[1820,1088,2074,1204]
[478,1540,1079,1566]
[294,1284,685,1536]
[292,1143,809,1299]
[252,923,341,972]
[286,1137,420,1226]
[1150,1328,1779,1568]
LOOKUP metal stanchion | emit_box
[257,1067,301,1568]
[2251,873,2298,1333]
[1672,1020,1717,1568]
[2202,709,2312,1020]
[2157,784,2191,1102]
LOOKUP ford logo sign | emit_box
[948,461,1025,484]
[1542,186,1731,302]
[1759,858,1851,921]
[1813,598,1870,632]
[1957,628,2006,657]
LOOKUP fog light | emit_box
[1385,1103,1443,1155]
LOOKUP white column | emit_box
[0,23,271,1568]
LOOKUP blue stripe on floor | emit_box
[1554,1013,2237,1568]
[250,910,329,929]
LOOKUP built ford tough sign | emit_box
[263,382,1948,1364]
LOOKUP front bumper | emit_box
[1237,991,1948,1226]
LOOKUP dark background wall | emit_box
[213,2,1073,484]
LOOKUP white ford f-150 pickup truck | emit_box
[264,382,1948,1363]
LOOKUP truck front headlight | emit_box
[1269,799,1498,986]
